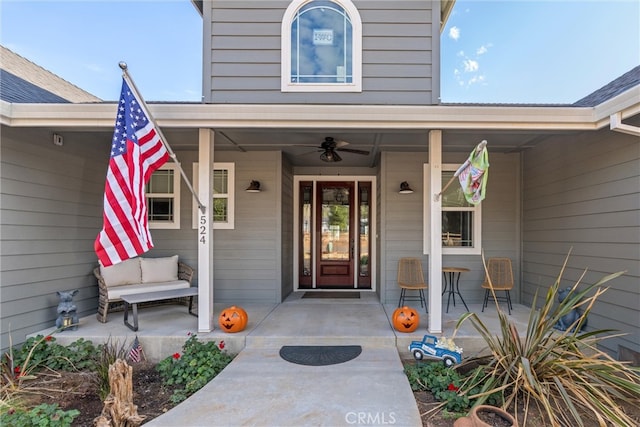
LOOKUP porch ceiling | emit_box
[161,127,577,167]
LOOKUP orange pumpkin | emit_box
[218,305,248,333]
[392,306,419,333]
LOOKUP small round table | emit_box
[442,267,470,313]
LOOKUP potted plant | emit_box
[453,405,516,427]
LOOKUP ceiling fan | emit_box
[316,137,370,162]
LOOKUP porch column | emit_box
[197,129,215,332]
[428,130,443,333]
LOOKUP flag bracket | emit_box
[119,62,206,215]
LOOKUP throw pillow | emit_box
[141,255,179,283]
[99,257,142,287]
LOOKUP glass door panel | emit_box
[299,182,313,288]
[358,182,371,288]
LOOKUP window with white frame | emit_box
[146,163,180,229]
[281,0,362,92]
[192,162,235,230]
[441,165,482,254]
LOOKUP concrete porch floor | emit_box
[43,291,531,362]
[36,293,531,426]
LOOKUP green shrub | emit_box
[2,334,100,424]
[8,335,97,373]
[157,334,232,404]
[405,361,499,413]
[0,403,79,427]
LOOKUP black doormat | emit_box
[279,345,362,366]
[302,291,360,299]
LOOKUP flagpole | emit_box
[119,62,206,214]
[434,140,487,202]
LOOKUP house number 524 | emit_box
[199,216,207,244]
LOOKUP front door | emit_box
[298,180,372,289]
[317,181,354,287]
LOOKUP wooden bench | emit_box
[122,287,198,331]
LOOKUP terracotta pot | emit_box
[469,405,516,427]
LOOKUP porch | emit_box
[39,292,531,363]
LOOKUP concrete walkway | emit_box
[147,346,418,426]
[147,293,422,426]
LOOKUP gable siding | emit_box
[380,151,521,306]
[522,128,640,358]
[0,126,108,351]
[205,0,439,105]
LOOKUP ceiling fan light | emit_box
[320,150,342,162]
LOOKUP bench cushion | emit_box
[99,257,142,287]
[141,255,179,283]
[107,280,190,300]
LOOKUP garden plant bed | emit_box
[15,361,640,426]
[21,361,179,426]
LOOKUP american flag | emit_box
[128,336,144,363]
[94,78,169,267]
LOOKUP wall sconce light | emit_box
[399,181,414,194]
[246,180,261,192]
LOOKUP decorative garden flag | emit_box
[94,78,169,266]
[128,335,144,363]
[457,140,489,205]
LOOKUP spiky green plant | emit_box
[95,337,130,400]
[455,251,640,426]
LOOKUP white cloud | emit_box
[457,50,465,57]
[476,43,492,55]
[463,59,479,72]
[468,75,486,85]
[449,26,460,41]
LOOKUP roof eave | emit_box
[1,101,622,132]
[441,0,456,32]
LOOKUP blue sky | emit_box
[1,0,639,104]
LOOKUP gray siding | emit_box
[145,149,286,304]
[0,126,108,351]
[380,151,521,306]
[465,152,521,303]
[522,128,640,358]
[204,151,283,303]
[205,0,440,105]
[380,151,428,304]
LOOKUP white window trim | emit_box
[441,164,482,255]
[192,162,235,230]
[281,0,362,93]
[148,163,180,230]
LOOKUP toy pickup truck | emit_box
[408,334,463,366]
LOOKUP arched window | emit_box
[282,0,362,92]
